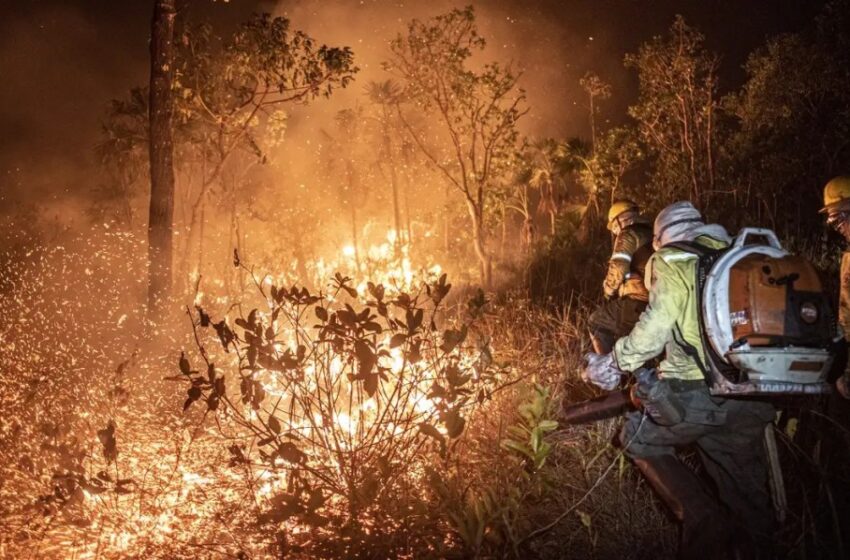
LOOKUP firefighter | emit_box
[587,200,653,354]
[820,175,850,399]
[582,201,775,559]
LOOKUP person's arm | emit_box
[613,254,687,371]
[602,230,637,297]
[838,252,850,398]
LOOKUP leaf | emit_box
[196,306,211,327]
[213,321,235,352]
[501,439,533,460]
[440,326,467,353]
[418,423,445,447]
[179,352,192,375]
[538,419,559,433]
[443,408,465,439]
[363,372,378,397]
[307,489,325,511]
[576,509,592,530]
[187,386,202,401]
[278,442,304,464]
[315,306,328,322]
[445,364,471,387]
[354,340,376,377]
[268,415,282,434]
[389,333,407,348]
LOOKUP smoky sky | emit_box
[0,0,824,226]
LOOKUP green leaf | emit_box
[576,509,592,530]
[501,439,533,460]
[538,419,559,433]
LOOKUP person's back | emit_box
[588,200,654,354]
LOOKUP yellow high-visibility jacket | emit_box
[614,235,729,381]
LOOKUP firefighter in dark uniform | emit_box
[588,200,654,354]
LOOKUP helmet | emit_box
[820,176,850,214]
[653,201,703,249]
[607,199,638,231]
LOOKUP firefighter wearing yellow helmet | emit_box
[821,175,850,399]
[587,200,653,354]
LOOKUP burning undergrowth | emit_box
[0,225,560,559]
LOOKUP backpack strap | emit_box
[672,323,712,387]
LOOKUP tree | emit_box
[386,6,527,288]
[562,128,642,243]
[366,80,406,252]
[722,1,850,243]
[526,138,571,235]
[579,72,611,155]
[103,13,357,299]
[147,0,177,314]
[626,16,720,206]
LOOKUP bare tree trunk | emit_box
[589,93,596,156]
[345,162,362,274]
[403,169,414,249]
[388,155,403,249]
[500,203,507,259]
[147,0,176,314]
[443,184,451,256]
[383,113,403,250]
[467,199,492,289]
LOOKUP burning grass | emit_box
[0,224,672,559]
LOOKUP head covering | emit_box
[653,201,731,250]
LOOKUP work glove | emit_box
[581,352,622,391]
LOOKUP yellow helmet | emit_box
[607,199,638,226]
[820,176,850,214]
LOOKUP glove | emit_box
[581,352,622,391]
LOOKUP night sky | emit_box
[0,0,825,224]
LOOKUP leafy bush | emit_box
[177,269,500,555]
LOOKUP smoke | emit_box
[0,0,824,237]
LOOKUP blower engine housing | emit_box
[700,229,836,395]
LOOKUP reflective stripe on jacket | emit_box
[603,221,653,300]
[614,235,729,381]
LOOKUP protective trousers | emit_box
[620,385,775,559]
[588,297,646,354]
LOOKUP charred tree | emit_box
[146,0,177,313]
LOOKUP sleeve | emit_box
[839,253,850,384]
[602,230,637,296]
[613,255,686,372]
[839,252,850,341]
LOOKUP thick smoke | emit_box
[0,0,823,237]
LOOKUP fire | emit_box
[1,224,496,559]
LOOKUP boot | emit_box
[633,455,733,560]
